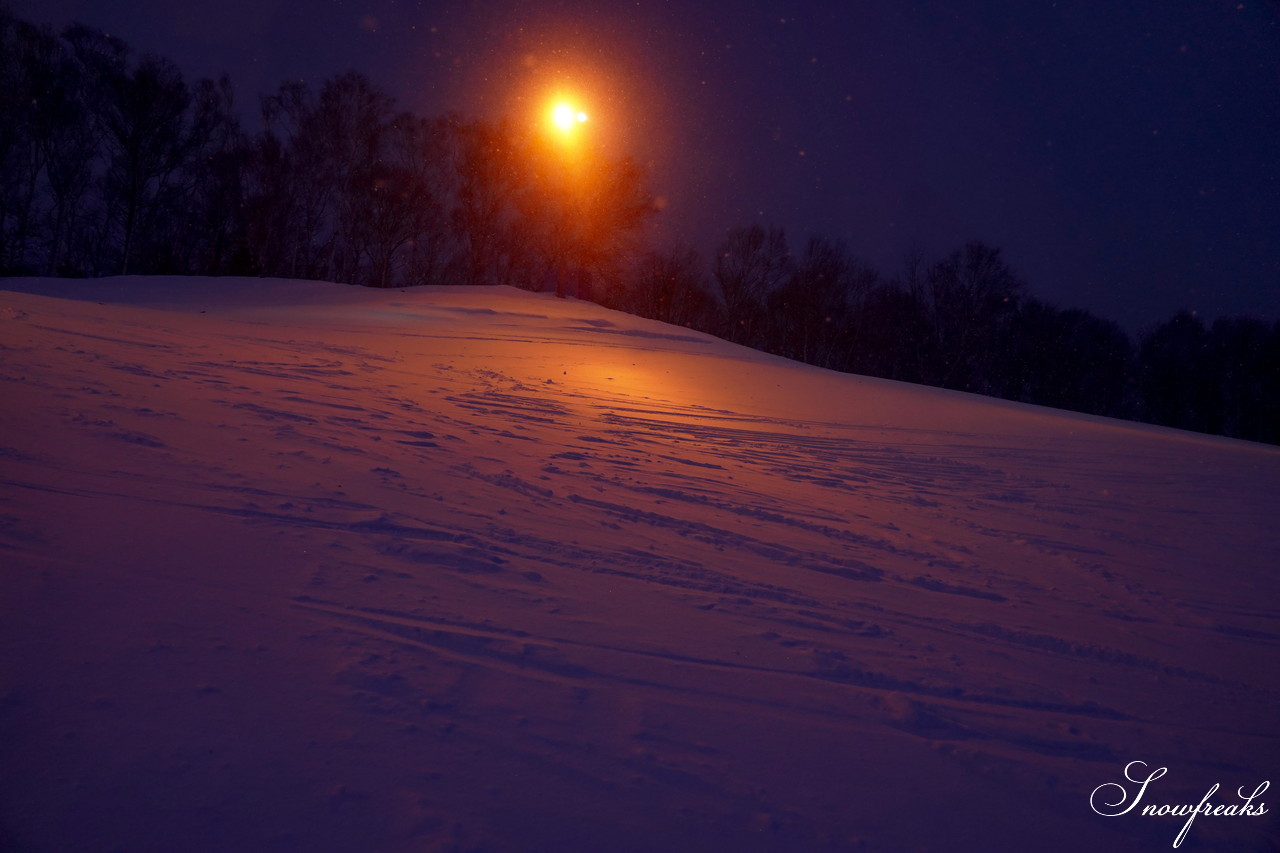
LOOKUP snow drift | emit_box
[1,276,1278,852]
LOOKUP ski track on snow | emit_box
[2,279,1278,852]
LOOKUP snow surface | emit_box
[1,276,1278,852]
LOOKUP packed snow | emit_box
[1,276,1277,852]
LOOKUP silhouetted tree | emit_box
[451,118,527,287]
[178,76,250,274]
[394,114,455,287]
[0,14,64,273]
[1137,311,1212,432]
[1205,316,1280,443]
[618,244,716,327]
[248,79,335,280]
[318,71,399,284]
[918,241,1025,392]
[517,130,656,299]
[345,112,437,287]
[846,280,930,383]
[66,27,195,274]
[769,235,878,369]
[1002,300,1133,416]
[37,29,98,275]
[714,224,792,347]
[570,154,656,301]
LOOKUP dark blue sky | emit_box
[12,0,1279,330]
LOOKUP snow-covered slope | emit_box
[2,276,1277,852]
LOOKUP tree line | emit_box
[0,11,653,292]
[2,11,1276,445]
[611,230,1280,445]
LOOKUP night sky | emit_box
[12,0,1279,331]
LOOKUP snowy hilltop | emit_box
[2,276,1278,852]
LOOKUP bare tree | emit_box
[919,241,1025,391]
[39,32,97,275]
[713,224,793,346]
[395,114,455,287]
[571,154,656,301]
[66,27,195,275]
[452,118,528,287]
[622,244,715,326]
[769,235,878,368]
[0,14,62,272]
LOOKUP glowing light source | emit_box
[551,101,588,133]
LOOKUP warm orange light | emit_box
[551,101,588,133]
